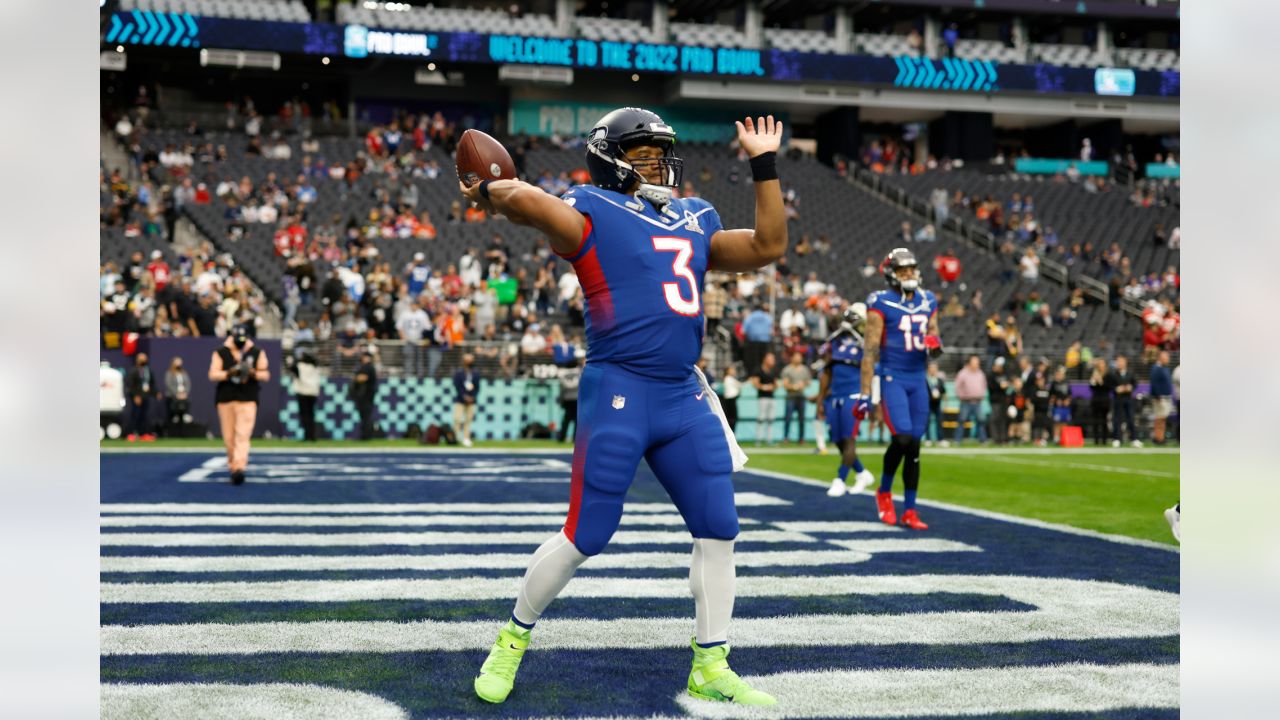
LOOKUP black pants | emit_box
[297,395,317,441]
[783,396,805,442]
[558,400,578,442]
[1032,409,1052,442]
[125,398,150,436]
[988,406,1007,444]
[743,341,768,377]
[1090,401,1111,444]
[1112,396,1137,442]
[356,400,376,440]
[723,397,738,432]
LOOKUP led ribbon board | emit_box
[104,12,1179,98]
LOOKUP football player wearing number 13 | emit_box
[459,108,787,707]
[856,248,944,531]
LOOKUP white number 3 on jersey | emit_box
[652,237,700,316]
[898,315,929,351]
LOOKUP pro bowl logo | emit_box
[344,24,369,58]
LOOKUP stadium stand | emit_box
[854,32,916,57]
[1114,47,1180,71]
[576,16,650,43]
[670,22,751,49]
[336,3,558,35]
[119,0,311,23]
[1029,42,1106,68]
[107,106,1144,377]
[764,28,841,54]
[954,39,1023,64]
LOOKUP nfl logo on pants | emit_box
[612,395,626,410]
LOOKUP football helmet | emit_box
[840,302,867,334]
[881,247,921,293]
[585,107,683,194]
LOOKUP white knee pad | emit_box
[690,537,736,646]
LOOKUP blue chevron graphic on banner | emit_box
[141,10,161,44]
[154,11,171,46]
[116,10,200,47]
[893,56,998,92]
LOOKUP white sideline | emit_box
[99,513,758,528]
[101,682,408,720]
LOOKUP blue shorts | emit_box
[1052,406,1072,424]
[879,371,930,439]
[824,395,862,444]
[564,362,739,556]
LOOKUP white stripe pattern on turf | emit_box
[105,570,1010,604]
[100,682,409,720]
[100,575,1178,654]
[99,513,758,528]
[97,493,791,515]
[98,529,816,547]
[99,540,978,574]
[670,662,1179,718]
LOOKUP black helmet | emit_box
[585,107,683,192]
[880,247,921,293]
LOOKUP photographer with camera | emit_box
[208,324,268,484]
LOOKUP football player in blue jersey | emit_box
[459,108,786,707]
[856,248,943,531]
[815,303,878,498]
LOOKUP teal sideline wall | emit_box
[279,377,988,442]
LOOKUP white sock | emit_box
[690,537,736,646]
[512,530,589,626]
[813,420,827,451]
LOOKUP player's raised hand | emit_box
[735,115,783,158]
[458,180,496,216]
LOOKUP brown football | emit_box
[455,129,517,186]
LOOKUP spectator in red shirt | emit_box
[441,264,464,299]
[146,251,170,292]
[933,248,962,288]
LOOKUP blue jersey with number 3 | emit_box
[867,288,937,376]
[558,185,724,381]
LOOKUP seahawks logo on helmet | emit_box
[584,107,684,193]
[881,247,922,294]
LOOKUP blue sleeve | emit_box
[452,371,464,398]
[560,186,596,217]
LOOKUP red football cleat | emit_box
[900,509,929,531]
[126,434,138,442]
[875,491,897,525]
[140,434,157,442]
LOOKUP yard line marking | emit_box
[100,514,758,528]
[101,682,408,720]
[98,493,791,515]
[99,550,882,574]
[745,468,1180,552]
[100,575,1178,654]
[98,529,816,548]
[981,455,1179,478]
[671,662,1178,718]
[98,541,976,574]
[773,521,903,534]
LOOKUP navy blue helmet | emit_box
[585,107,683,192]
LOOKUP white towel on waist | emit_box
[693,366,748,472]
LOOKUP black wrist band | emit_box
[749,151,778,182]
[478,179,492,199]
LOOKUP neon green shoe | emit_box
[687,637,777,706]
[474,621,531,703]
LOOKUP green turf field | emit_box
[101,439,1179,545]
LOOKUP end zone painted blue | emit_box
[101,452,1178,719]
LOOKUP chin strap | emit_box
[636,183,674,210]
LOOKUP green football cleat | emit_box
[687,637,777,706]
[474,621,531,704]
